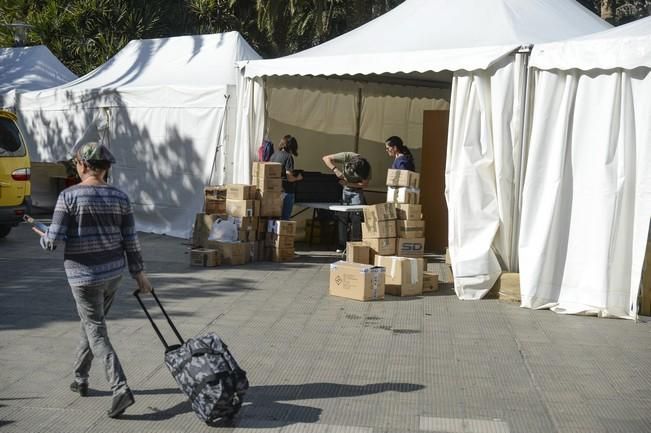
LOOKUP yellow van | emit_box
[0,110,31,238]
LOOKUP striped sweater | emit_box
[41,184,144,286]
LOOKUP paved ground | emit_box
[1,222,650,433]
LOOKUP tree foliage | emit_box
[0,0,648,76]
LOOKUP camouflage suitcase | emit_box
[135,290,249,423]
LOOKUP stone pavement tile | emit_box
[0,405,71,433]
[545,401,608,433]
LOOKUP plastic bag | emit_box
[207,218,238,242]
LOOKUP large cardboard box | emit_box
[252,161,282,179]
[205,198,226,215]
[231,216,258,233]
[346,241,371,265]
[252,176,282,194]
[363,237,396,256]
[207,241,249,266]
[204,186,227,200]
[192,213,220,247]
[268,220,297,236]
[362,219,396,239]
[374,256,424,296]
[226,199,259,217]
[396,204,422,220]
[268,234,295,249]
[272,247,295,262]
[260,196,282,217]
[363,203,396,223]
[226,184,256,200]
[190,248,219,267]
[329,261,385,301]
[396,237,425,257]
[258,217,269,233]
[423,271,439,292]
[387,187,420,204]
[397,220,426,239]
[386,169,420,188]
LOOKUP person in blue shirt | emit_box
[385,136,415,171]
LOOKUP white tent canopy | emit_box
[235,0,609,300]
[0,45,77,109]
[18,32,260,238]
[520,17,651,319]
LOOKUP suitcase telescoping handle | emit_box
[133,289,184,351]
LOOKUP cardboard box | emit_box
[204,186,227,200]
[272,247,295,262]
[396,204,422,220]
[396,237,425,258]
[346,241,371,265]
[362,219,396,239]
[190,248,219,267]
[260,196,282,217]
[265,233,294,249]
[252,161,282,179]
[423,271,439,292]
[226,184,256,200]
[231,216,258,233]
[397,220,426,239]
[363,203,396,223]
[362,237,396,256]
[489,272,521,302]
[386,169,420,188]
[258,217,269,233]
[226,199,259,217]
[268,220,297,236]
[192,213,220,247]
[204,198,226,215]
[329,261,385,301]
[207,241,249,266]
[387,187,420,204]
[374,256,424,296]
[252,176,282,194]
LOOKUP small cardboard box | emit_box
[489,272,521,302]
[192,213,220,247]
[397,220,426,239]
[252,176,282,194]
[258,217,269,233]
[396,204,422,220]
[362,219,396,239]
[363,203,396,223]
[346,241,371,265]
[374,256,424,296]
[252,161,282,179]
[387,187,420,204]
[396,237,425,257]
[208,241,249,266]
[272,247,295,262]
[226,184,257,200]
[190,248,219,267]
[269,234,295,249]
[386,169,420,188]
[329,261,385,301]
[205,198,226,215]
[204,186,227,200]
[362,237,396,256]
[226,199,259,217]
[268,220,297,236]
[231,216,258,232]
[423,271,439,292]
[260,196,282,217]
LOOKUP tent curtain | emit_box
[519,68,651,319]
[233,69,265,183]
[445,56,523,300]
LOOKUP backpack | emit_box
[257,139,274,161]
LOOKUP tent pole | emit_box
[208,94,231,188]
[354,87,362,153]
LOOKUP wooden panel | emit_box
[421,110,449,253]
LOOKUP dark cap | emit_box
[77,141,116,164]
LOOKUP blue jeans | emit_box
[70,276,128,395]
[282,192,295,220]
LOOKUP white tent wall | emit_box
[519,68,651,319]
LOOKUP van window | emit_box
[0,118,26,157]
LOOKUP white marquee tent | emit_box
[520,17,651,318]
[234,0,609,299]
[0,45,77,109]
[17,32,260,238]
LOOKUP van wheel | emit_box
[0,225,11,238]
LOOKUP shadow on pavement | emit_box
[120,381,425,427]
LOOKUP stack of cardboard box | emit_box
[266,220,296,262]
[252,162,283,218]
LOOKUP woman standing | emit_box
[270,135,303,220]
[385,136,416,171]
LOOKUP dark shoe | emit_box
[70,381,89,397]
[107,389,135,418]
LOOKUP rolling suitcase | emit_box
[134,290,249,423]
